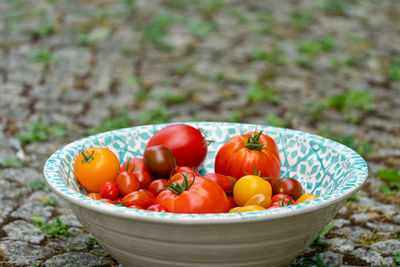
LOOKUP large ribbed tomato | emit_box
[214,131,280,186]
[155,174,230,213]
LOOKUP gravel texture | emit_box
[0,0,399,266]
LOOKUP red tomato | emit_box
[203,173,233,193]
[121,158,147,173]
[227,196,236,209]
[148,179,169,197]
[146,124,207,169]
[100,181,120,200]
[147,204,168,212]
[155,175,230,213]
[173,166,200,176]
[122,189,155,209]
[133,171,153,189]
[272,177,303,200]
[87,193,102,200]
[99,198,116,205]
[115,171,141,196]
[271,193,296,206]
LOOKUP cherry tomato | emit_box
[271,193,296,206]
[99,198,116,205]
[74,147,120,192]
[147,204,168,212]
[227,196,236,209]
[100,181,120,200]
[244,193,272,208]
[173,166,200,176]
[272,177,303,200]
[120,157,147,173]
[296,193,319,203]
[203,173,234,193]
[133,170,153,189]
[155,175,230,213]
[122,189,155,209]
[229,205,266,213]
[144,145,176,178]
[87,193,102,200]
[115,169,141,196]
[215,131,280,185]
[148,179,169,197]
[233,175,272,206]
[146,124,207,169]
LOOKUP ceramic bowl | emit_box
[43,122,368,267]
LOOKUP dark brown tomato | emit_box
[143,145,176,178]
[272,177,303,200]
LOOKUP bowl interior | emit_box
[45,122,367,220]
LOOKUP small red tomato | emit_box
[115,171,141,196]
[100,181,120,200]
[272,177,303,200]
[144,145,176,178]
[271,193,296,206]
[227,196,237,209]
[147,204,168,212]
[133,171,153,189]
[87,193,102,200]
[173,166,200,177]
[99,198,116,205]
[126,204,144,209]
[148,179,169,197]
[121,157,147,173]
[122,189,155,209]
[203,173,233,193]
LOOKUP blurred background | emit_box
[0,0,399,266]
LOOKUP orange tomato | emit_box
[74,147,120,192]
[296,193,319,203]
[244,193,272,208]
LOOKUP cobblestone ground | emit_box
[1,0,400,266]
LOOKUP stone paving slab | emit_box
[0,0,399,266]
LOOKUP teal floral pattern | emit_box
[43,122,368,221]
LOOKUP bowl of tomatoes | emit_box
[43,122,368,267]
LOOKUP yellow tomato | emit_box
[229,205,266,213]
[296,193,319,203]
[74,147,120,192]
[244,193,272,208]
[233,175,272,206]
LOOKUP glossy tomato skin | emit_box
[229,205,266,213]
[146,124,207,169]
[147,204,168,212]
[244,193,272,209]
[143,145,176,178]
[155,176,230,213]
[271,193,296,206]
[74,147,120,192]
[173,166,200,176]
[100,181,120,200]
[122,189,155,209]
[233,175,272,206]
[148,179,169,197]
[87,193,102,200]
[272,177,303,200]
[126,204,144,209]
[115,171,141,196]
[133,171,153,189]
[99,198,116,205]
[203,173,233,193]
[215,132,280,185]
[296,193,319,203]
[121,158,147,173]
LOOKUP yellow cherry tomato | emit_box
[74,147,120,192]
[244,193,272,208]
[296,193,319,203]
[229,205,266,213]
[233,175,272,206]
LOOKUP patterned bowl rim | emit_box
[43,122,368,224]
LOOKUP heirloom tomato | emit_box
[143,145,176,178]
[215,131,280,185]
[233,175,272,206]
[146,124,207,169]
[155,174,230,213]
[272,177,303,200]
[74,147,120,192]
